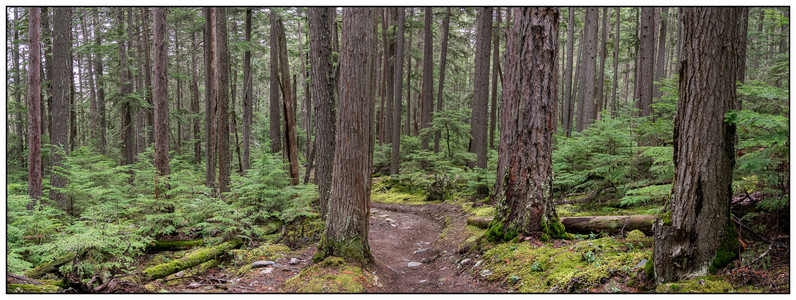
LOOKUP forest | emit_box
[4,6,790,293]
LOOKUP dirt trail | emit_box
[368,202,502,293]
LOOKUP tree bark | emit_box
[191,30,201,164]
[27,7,42,208]
[269,11,282,154]
[12,8,24,166]
[42,7,53,152]
[563,8,575,137]
[317,7,376,264]
[470,7,493,169]
[652,7,741,284]
[383,8,396,145]
[489,8,501,150]
[469,215,656,236]
[420,7,434,150]
[51,7,71,211]
[141,8,154,146]
[653,7,669,100]
[405,8,414,136]
[308,7,337,219]
[215,7,231,193]
[153,7,170,195]
[433,7,451,153]
[611,7,620,117]
[242,8,252,171]
[492,7,561,240]
[272,13,299,185]
[204,8,217,189]
[596,7,609,117]
[575,8,598,132]
[636,7,655,118]
[91,8,106,155]
[391,8,405,175]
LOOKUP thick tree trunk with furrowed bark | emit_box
[27,7,42,209]
[50,7,71,211]
[575,8,598,132]
[470,7,493,170]
[652,7,741,284]
[215,7,231,193]
[492,7,562,240]
[317,7,376,264]
[308,7,337,219]
[636,7,655,118]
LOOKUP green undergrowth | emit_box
[281,257,374,293]
[460,202,495,217]
[655,275,761,293]
[480,232,652,293]
[370,177,430,204]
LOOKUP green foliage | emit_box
[619,184,672,207]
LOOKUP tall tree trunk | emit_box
[405,8,414,135]
[563,8,575,137]
[92,8,106,155]
[737,7,749,93]
[191,30,201,164]
[204,8,217,189]
[492,7,563,240]
[215,7,231,193]
[611,7,620,117]
[636,7,655,118]
[596,7,609,118]
[489,8,501,150]
[27,7,42,208]
[12,8,25,166]
[299,10,312,169]
[391,7,406,175]
[79,12,98,150]
[118,8,135,168]
[420,7,434,150]
[652,7,741,284]
[318,7,376,263]
[675,7,683,75]
[141,8,154,146]
[379,10,387,145]
[471,7,493,169]
[269,11,282,154]
[242,8,253,171]
[153,7,170,196]
[308,7,337,219]
[274,13,299,185]
[575,8,598,132]
[433,7,451,153]
[51,7,71,212]
[653,7,669,100]
[752,9,763,72]
[42,7,53,152]
[384,8,396,145]
[175,18,183,150]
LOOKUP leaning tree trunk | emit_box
[274,13,300,186]
[652,7,741,284]
[490,7,564,241]
[317,7,376,264]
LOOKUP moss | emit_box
[655,276,734,293]
[485,221,517,243]
[24,253,76,279]
[314,236,372,265]
[710,223,740,273]
[282,257,373,293]
[229,243,291,275]
[141,239,242,282]
[626,230,646,241]
[7,284,60,293]
[644,258,655,277]
[481,236,652,293]
[660,211,672,226]
[371,177,429,204]
[149,239,205,251]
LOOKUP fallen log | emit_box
[467,215,656,236]
[140,239,242,282]
[7,283,60,293]
[23,253,75,279]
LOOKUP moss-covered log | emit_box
[23,253,75,279]
[140,239,242,282]
[148,239,205,251]
[7,284,60,293]
[467,215,655,235]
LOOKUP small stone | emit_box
[480,269,492,277]
[459,258,472,265]
[174,271,185,277]
[413,248,430,254]
[385,218,396,223]
[408,261,422,267]
[259,268,274,274]
[634,259,648,270]
[473,260,483,269]
[419,280,428,283]
[288,258,300,265]
[379,214,389,218]
[252,260,276,268]
[188,282,202,289]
